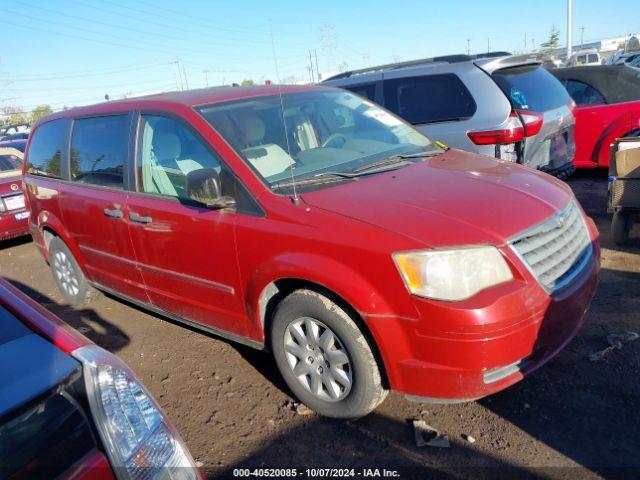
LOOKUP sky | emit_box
[1,0,639,116]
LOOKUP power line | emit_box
[15,0,273,49]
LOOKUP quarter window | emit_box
[25,119,68,178]
[137,115,222,199]
[70,115,129,188]
[383,74,476,124]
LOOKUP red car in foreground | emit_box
[0,147,30,241]
[24,85,599,419]
[0,278,199,479]
[553,65,640,168]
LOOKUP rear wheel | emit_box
[611,212,632,245]
[49,237,101,307]
[271,290,387,419]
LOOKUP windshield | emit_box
[0,153,23,173]
[492,65,571,112]
[198,90,433,190]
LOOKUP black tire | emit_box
[49,236,101,307]
[611,212,630,246]
[270,289,387,419]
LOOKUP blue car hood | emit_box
[0,305,80,417]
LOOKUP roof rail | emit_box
[323,51,512,81]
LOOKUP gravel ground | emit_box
[1,171,639,480]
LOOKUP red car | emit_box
[0,278,199,479]
[24,85,599,419]
[0,147,30,240]
[553,65,640,168]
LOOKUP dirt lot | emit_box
[1,171,639,479]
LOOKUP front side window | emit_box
[70,115,129,188]
[345,83,376,101]
[137,115,223,199]
[382,74,476,124]
[25,119,68,178]
[198,90,433,192]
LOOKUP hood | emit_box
[0,172,22,196]
[302,149,573,247]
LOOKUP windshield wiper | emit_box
[352,149,442,174]
[270,174,355,191]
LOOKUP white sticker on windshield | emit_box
[363,108,403,127]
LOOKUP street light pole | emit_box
[567,0,573,60]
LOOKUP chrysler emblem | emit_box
[556,212,567,227]
[10,183,18,191]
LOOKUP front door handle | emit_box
[130,212,153,224]
[104,208,123,219]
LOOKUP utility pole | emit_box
[580,26,585,48]
[170,58,181,90]
[182,63,189,90]
[203,69,210,87]
[487,37,491,53]
[524,32,527,53]
[321,23,336,71]
[308,50,315,83]
[466,39,470,55]
[567,0,573,60]
[314,49,320,80]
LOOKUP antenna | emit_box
[269,19,298,202]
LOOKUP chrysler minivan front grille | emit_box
[510,201,592,293]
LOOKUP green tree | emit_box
[240,79,255,86]
[540,26,561,56]
[0,106,28,126]
[30,104,53,124]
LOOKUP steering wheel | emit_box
[322,133,348,148]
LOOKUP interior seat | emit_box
[239,115,294,178]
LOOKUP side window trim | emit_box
[132,110,265,217]
[67,112,134,192]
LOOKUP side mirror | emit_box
[186,168,236,210]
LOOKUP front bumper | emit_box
[366,241,600,402]
[0,209,29,241]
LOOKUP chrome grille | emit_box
[509,201,592,292]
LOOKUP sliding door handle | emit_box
[103,208,123,219]
[130,212,153,224]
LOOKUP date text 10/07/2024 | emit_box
[232,468,401,478]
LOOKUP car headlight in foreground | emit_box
[393,246,513,301]
[73,345,199,480]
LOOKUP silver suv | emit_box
[323,53,576,179]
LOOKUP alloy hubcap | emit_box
[52,251,79,297]
[284,317,352,402]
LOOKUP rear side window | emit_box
[383,74,476,124]
[70,115,129,188]
[492,65,571,112]
[25,119,68,178]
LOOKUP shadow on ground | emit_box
[4,278,130,353]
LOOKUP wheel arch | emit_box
[258,277,391,389]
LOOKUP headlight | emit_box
[393,246,513,301]
[73,345,199,480]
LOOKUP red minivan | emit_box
[24,85,600,419]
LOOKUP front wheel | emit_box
[271,290,387,419]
